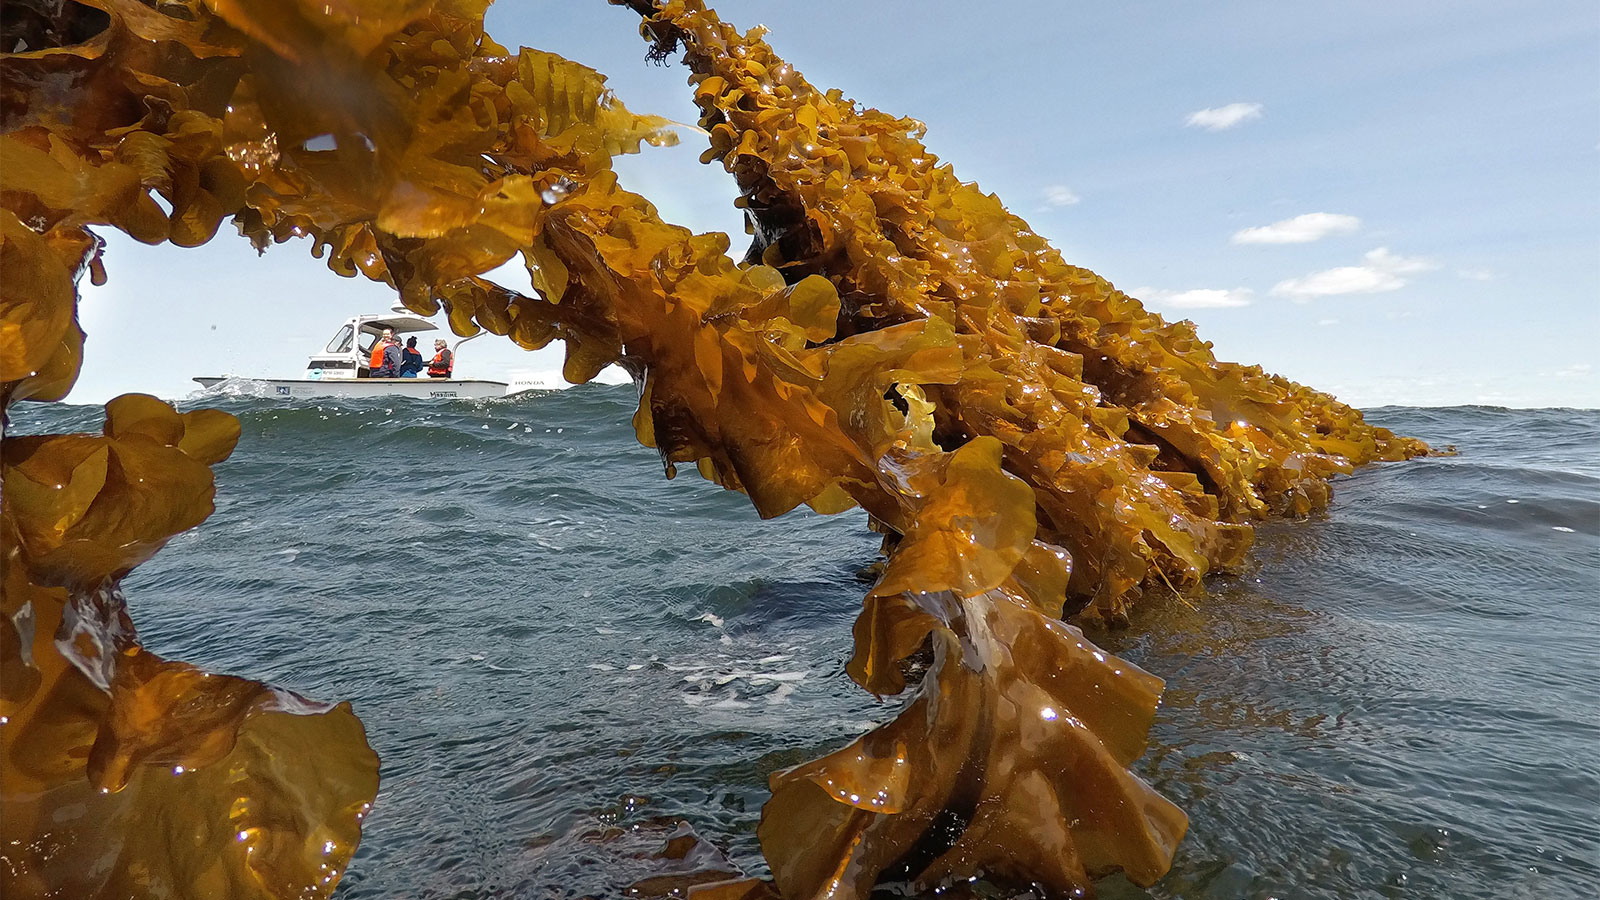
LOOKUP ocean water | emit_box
[9,390,1598,899]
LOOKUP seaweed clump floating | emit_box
[0,1,1429,898]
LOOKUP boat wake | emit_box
[188,375,284,400]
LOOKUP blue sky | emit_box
[67,0,1598,407]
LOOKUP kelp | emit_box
[0,394,378,899]
[0,1,1428,897]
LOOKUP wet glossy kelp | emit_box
[0,1,1428,897]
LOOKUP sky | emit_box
[65,0,1599,408]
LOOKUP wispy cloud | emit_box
[1185,102,1263,131]
[1271,248,1438,301]
[1042,184,1081,208]
[1232,213,1361,245]
[1133,286,1254,309]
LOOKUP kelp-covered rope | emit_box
[0,1,1427,897]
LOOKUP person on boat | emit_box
[427,339,454,378]
[367,329,395,374]
[372,335,404,378]
[399,336,425,377]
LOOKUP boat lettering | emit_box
[276,385,292,395]
[429,390,458,398]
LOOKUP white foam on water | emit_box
[187,376,277,399]
[676,658,812,708]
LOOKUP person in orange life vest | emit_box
[399,336,425,377]
[427,339,454,378]
[372,334,404,378]
[366,329,395,376]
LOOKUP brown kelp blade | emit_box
[1,397,379,900]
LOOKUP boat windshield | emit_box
[325,324,355,354]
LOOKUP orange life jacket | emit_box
[427,349,453,377]
[368,342,388,369]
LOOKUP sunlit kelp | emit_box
[627,0,1428,619]
[0,1,1426,897]
[0,395,378,899]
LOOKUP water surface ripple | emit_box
[12,392,1597,899]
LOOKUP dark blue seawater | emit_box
[10,392,1598,899]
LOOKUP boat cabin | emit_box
[306,310,439,379]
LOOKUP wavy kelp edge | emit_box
[0,1,1427,897]
[0,392,380,900]
[617,2,1427,894]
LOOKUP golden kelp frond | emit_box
[765,585,1186,896]
[0,211,94,402]
[0,397,379,900]
[2,0,1428,897]
[637,0,1428,622]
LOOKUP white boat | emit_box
[193,309,514,400]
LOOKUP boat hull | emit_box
[192,376,511,399]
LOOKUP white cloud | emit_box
[1042,184,1081,208]
[1270,248,1438,301]
[1132,286,1254,309]
[1185,102,1263,131]
[1317,318,1340,327]
[1232,213,1361,245]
